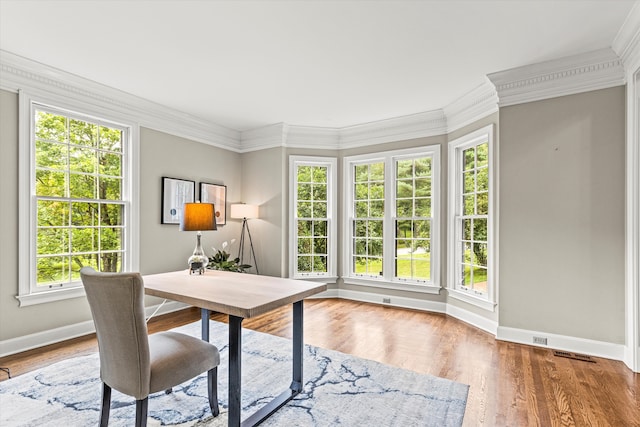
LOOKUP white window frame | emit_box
[17,90,140,307]
[288,156,338,280]
[447,124,497,311]
[342,145,441,294]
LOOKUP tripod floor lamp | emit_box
[230,203,259,274]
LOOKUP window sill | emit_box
[16,285,86,307]
[343,276,442,295]
[291,275,338,284]
[447,288,496,312]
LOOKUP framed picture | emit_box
[200,182,227,226]
[161,177,195,224]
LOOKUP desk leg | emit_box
[291,300,303,393]
[201,308,210,341]
[229,315,243,427]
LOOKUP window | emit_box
[343,146,440,293]
[18,93,138,306]
[289,156,337,279]
[448,125,496,310]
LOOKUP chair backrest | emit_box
[80,267,151,399]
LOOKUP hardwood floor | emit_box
[1,298,638,426]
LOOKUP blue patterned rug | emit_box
[0,320,468,426]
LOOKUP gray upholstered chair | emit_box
[80,267,220,427]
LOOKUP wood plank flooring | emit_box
[1,298,638,426]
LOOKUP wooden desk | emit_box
[143,270,327,427]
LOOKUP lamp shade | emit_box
[180,203,217,231]
[230,203,259,219]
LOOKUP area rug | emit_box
[0,320,468,426]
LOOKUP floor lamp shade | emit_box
[180,203,216,274]
[230,203,259,219]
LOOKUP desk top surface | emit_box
[143,270,327,318]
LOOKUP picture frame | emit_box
[200,182,227,226]
[161,177,195,224]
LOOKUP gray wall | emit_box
[499,87,625,343]
[0,90,243,341]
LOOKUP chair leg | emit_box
[135,397,148,427]
[208,367,220,417]
[100,383,111,427]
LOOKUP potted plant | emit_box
[207,240,252,272]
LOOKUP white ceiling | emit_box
[0,0,635,132]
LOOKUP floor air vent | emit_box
[553,350,596,363]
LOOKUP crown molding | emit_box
[613,2,640,73]
[239,123,288,152]
[339,110,447,149]
[443,78,499,133]
[285,125,340,150]
[0,50,241,151]
[487,48,625,107]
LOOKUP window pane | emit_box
[298,220,312,237]
[38,200,69,227]
[355,165,368,182]
[370,163,384,180]
[99,177,121,200]
[298,238,312,254]
[298,183,311,200]
[313,238,327,254]
[313,256,328,272]
[463,194,475,215]
[414,157,431,177]
[298,256,312,272]
[463,147,475,171]
[463,171,474,194]
[414,220,430,239]
[474,218,487,241]
[354,256,367,273]
[368,257,383,275]
[476,142,488,167]
[99,126,123,152]
[69,119,98,147]
[462,264,472,286]
[354,220,367,237]
[396,199,412,217]
[36,140,67,169]
[69,146,96,174]
[101,228,122,251]
[396,160,413,179]
[37,228,68,255]
[298,166,312,183]
[37,256,69,285]
[99,252,121,273]
[69,173,95,199]
[396,220,412,238]
[370,200,384,217]
[71,202,99,226]
[355,201,368,218]
[463,242,472,263]
[99,152,122,176]
[473,267,488,292]
[72,228,98,253]
[36,112,66,142]
[368,239,383,257]
[477,192,488,215]
[370,183,384,199]
[100,203,123,226]
[396,179,413,198]
[413,259,430,280]
[298,202,311,218]
[313,220,327,237]
[477,167,488,192]
[369,220,383,238]
[312,166,327,183]
[355,183,368,200]
[36,170,66,197]
[396,239,411,253]
[462,218,472,241]
[415,198,431,217]
[71,255,99,280]
[414,178,431,197]
[355,238,367,256]
[313,201,327,218]
[313,183,326,200]
[473,243,488,267]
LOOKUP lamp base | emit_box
[188,232,208,275]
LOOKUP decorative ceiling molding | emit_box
[613,2,640,73]
[0,50,241,151]
[284,125,340,150]
[443,78,499,133]
[339,110,447,149]
[240,123,288,152]
[487,48,625,107]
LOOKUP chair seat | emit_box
[148,331,220,395]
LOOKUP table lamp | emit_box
[180,202,216,274]
[230,203,259,274]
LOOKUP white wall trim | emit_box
[488,48,625,107]
[443,78,499,133]
[310,288,447,313]
[613,2,640,73]
[0,300,188,357]
[0,50,241,152]
[497,326,626,362]
[446,303,498,336]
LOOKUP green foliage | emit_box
[34,110,124,285]
[207,240,251,272]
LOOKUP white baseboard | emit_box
[446,304,498,335]
[309,288,446,313]
[0,300,188,357]
[496,326,626,362]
